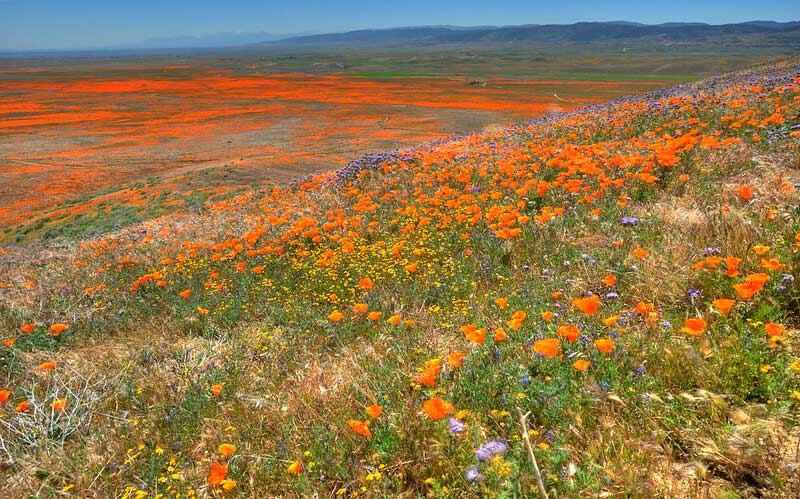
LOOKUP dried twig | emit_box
[517,407,550,499]
[0,368,106,458]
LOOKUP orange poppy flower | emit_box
[222,480,237,491]
[19,323,35,334]
[3,338,15,347]
[540,311,554,321]
[602,315,619,326]
[365,404,383,419]
[49,323,67,336]
[208,461,228,485]
[722,256,741,277]
[421,397,452,420]
[595,338,615,353]
[178,289,191,299]
[460,324,486,345]
[760,258,784,271]
[680,318,706,337]
[405,262,418,272]
[287,460,303,474]
[218,443,236,458]
[551,291,562,299]
[447,352,465,367]
[506,310,527,331]
[38,360,56,371]
[494,297,508,309]
[735,185,754,200]
[415,362,440,387]
[532,338,560,358]
[210,384,223,397]
[358,277,374,290]
[0,389,10,404]
[733,273,770,299]
[493,328,508,342]
[712,298,736,314]
[764,323,786,337]
[601,275,616,287]
[52,399,67,412]
[572,295,601,316]
[353,303,369,314]
[197,306,209,316]
[633,248,647,260]
[752,245,770,256]
[328,311,344,322]
[572,359,591,372]
[367,311,383,321]
[348,419,372,438]
[15,400,29,412]
[387,314,402,325]
[557,325,580,342]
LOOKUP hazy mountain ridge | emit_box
[260,20,800,48]
[3,20,799,53]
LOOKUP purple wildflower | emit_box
[621,216,639,226]
[466,466,482,482]
[476,440,507,461]
[449,417,465,433]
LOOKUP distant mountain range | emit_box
[4,21,799,53]
[257,21,800,48]
[118,31,312,50]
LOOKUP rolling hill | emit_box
[0,57,799,497]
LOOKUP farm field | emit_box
[0,54,696,243]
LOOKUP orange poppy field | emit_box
[0,61,668,241]
[0,53,799,498]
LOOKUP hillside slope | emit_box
[1,59,800,498]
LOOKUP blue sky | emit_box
[1,0,798,50]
